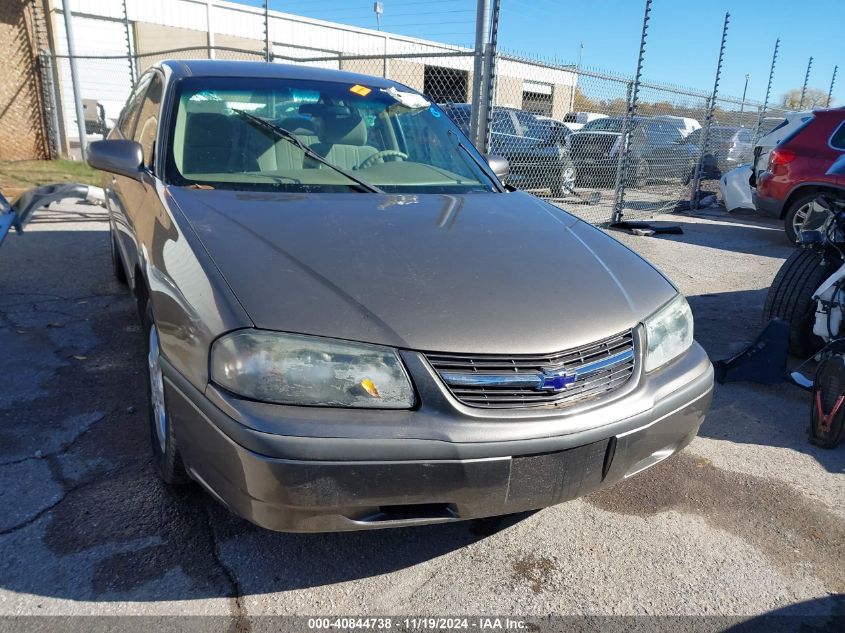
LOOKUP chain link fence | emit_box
[44,42,797,227]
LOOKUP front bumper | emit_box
[164,341,713,532]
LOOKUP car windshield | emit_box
[581,118,624,133]
[165,77,497,194]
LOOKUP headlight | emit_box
[643,294,694,372]
[211,330,415,408]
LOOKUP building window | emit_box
[424,66,468,104]
[522,91,552,117]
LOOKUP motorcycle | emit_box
[762,194,845,447]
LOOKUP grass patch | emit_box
[0,159,105,193]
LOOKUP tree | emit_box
[780,87,833,110]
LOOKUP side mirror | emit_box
[485,153,510,182]
[87,139,144,181]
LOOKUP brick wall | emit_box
[0,0,49,161]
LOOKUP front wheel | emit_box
[762,249,840,356]
[143,302,190,485]
[550,162,577,198]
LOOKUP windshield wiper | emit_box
[230,109,383,194]
[447,130,504,192]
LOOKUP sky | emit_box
[239,0,843,107]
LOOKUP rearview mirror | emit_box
[87,139,144,181]
[485,154,510,182]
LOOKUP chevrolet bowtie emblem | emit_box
[538,370,576,391]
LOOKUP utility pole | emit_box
[62,0,88,161]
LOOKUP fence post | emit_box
[750,105,763,149]
[206,0,216,59]
[122,0,134,85]
[38,51,61,159]
[612,0,651,224]
[828,66,838,108]
[470,0,491,150]
[61,1,88,161]
[799,56,813,110]
[263,0,271,62]
[479,0,500,154]
[611,80,634,222]
[691,12,729,210]
[755,38,779,141]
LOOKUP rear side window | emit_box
[118,76,150,138]
[831,121,845,150]
[133,74,163,170]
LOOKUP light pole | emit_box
[739,73,749,126]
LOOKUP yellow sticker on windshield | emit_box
[349,84,372,96]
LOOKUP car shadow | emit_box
[610,206,793,259]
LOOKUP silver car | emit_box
[88,60,713,532]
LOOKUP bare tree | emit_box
[780,87,833,109]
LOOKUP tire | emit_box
[550,160,577,198]
[111,231,128,285]
[762,249,839,357]
[784,193,820,244]
[142,301,190,485]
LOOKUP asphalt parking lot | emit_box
[0,199,842,624]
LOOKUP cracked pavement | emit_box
[0,200,842,623]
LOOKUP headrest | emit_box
[318,112,368,146]
[185,112,233,145]
[277,116,317,136]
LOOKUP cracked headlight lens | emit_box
[643,294,694,372]
[211,330,415,408]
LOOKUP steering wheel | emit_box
[357,150,408,170]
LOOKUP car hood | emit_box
[168,188,676,354]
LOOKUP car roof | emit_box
[158,59,402,90]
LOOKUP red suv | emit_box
[754,107,845,242]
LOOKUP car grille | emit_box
[425,330,636,409]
